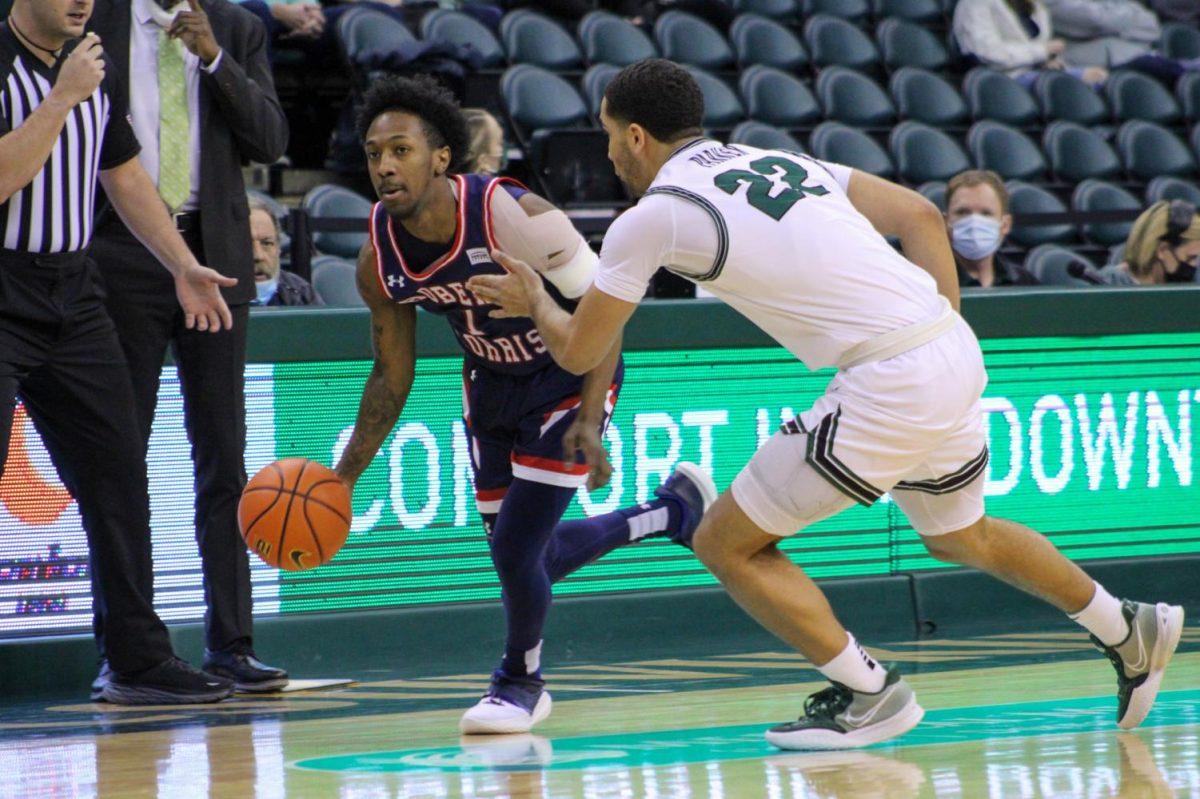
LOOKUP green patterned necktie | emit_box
[157,29,191,213]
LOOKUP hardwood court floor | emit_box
[2,626,1198,798]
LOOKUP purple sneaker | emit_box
[654,462,718,549]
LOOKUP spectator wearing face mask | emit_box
[248,196,323,306]
[945,170,1039,288]
[1097,200,1200,286]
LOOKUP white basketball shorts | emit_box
[731,317,990,537]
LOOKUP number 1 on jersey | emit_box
[713,155,829,221]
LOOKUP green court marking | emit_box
[290,689,1200,773]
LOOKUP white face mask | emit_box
[254,276,279,305]
[950,214,1003,261]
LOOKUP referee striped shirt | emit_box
[0,25,140,254]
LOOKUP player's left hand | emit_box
[170,0,222,66]
[562,420,612,491]
[176,264,237,332]
[467,250,544,318]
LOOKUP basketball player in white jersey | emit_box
[468,60,1185,750]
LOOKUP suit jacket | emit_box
[89,0,288,305]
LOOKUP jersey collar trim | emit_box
[385,174,469,283]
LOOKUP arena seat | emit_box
[302,185,372,259]
[805,15,882,72]
[1105,70,1182,127]
[876,17,950,71]
[1072,178,1141,246]
[1117,120,1198,182]
[730,121,806,151]
[578,11,658,66]
[890,67,968,128]
[685,67,747,128]
[581,63,620,118]
[730,14,809,72]
[421,10,505,68]
[1023,244,1099,285]
[1035,71,1110,127]
[733,0,800,20]
[811,121,896,178]
[1146,175,1200,206]
[655,11,735,70]
[818,66,896,128]
[963,68,1041,130]
[1006,180,1074,247]
[967,120,1047,181]
[501,10,583,70]
[1042,121,1122,183]
[890,120,970,183]
[740,65,822,128]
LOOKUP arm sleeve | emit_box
[98,65,141,170]
[592,202,675,304]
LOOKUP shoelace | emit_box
[801,684,854,721]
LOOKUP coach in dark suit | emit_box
[88,0,289,692]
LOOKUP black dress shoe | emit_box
[202,649,289,692]
[90,659,112,702]
[102,657,234,705]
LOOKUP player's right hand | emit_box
[562,420,612,492]
[53,34,105,107]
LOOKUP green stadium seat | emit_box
[421,10,505,68]
[312,259,366,308]
[582,64,620,118]
[730,14,809,71]
[740,66,822,128]
[889,120,971,183]
[1035,71,1109,127]
[811,121,896,178]
[1105,70,1182,127]
[871,0,943,24]
[685,66,746,128]
[916,180,947,210]
[817,67,896,128]
[1042,121,1122,183]
[1023,244,1098,286]
[730,121,806,151]
[336,7,416,64]
[890,67,968,128]
[1161,22,1200,60]
[963,68,1040,129]
[502,65,590,138]
[1176,73,1200,123]
[876,18,950,71]
[733,0,800,20]
[1072,179,1142,246]
[804,0,871,24]
[1117,120,1197,182]
[578,11,658,67]
[1006,180,1074,247]
[1145,176,1200,206]
[805,15,882,72]
[655,11,735,70]
[501,10,583,70]
[301,185,372,259]
[967,121,1047,181]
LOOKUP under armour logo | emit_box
[387,275,404,288]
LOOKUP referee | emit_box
[0,0,234,704]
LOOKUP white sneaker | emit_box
[459,690,552,735]
[1093,599,1185,730]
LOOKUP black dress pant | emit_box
[89,225,253,655]
[0,250,174,675]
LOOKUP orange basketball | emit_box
[238,459,351,571]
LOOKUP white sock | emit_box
[1069,582,1129,646]
[817,633,886,693]
[626,504,670,541]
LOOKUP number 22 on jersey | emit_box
[714,155,829,221]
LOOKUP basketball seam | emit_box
[242,482,286,545]
[302,499,327,565]
[276,460,310,568]
[243,486,350,526]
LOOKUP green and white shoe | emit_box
[1092,599,1185,730]
[765,666,924,751]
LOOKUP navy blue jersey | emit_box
[369,173,563,376]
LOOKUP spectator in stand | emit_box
[1098,200,1200,285]
[944,171,1039,288]
[235,0,412,61]
[1042,0,1200,83]
[953,0,1200,86]
[249,197,323,306]
[463,108,506,176]
[1150,0,1197,24]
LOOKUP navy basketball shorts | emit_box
[462,359,624,514]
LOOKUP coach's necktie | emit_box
[157,29,191,213]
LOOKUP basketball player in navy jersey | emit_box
[333,76,717,734]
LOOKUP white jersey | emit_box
[593,139,948,370]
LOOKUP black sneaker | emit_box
[90,659,113,702]
[202,649,289,693]
[1090,599,1185,729]
[102,657,233,705]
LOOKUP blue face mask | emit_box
[254,276,279,305]
[951,214,1003,261]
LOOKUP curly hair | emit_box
[603,59,704,143]
[356,75,470,171]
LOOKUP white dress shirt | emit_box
[128,0,223,212]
